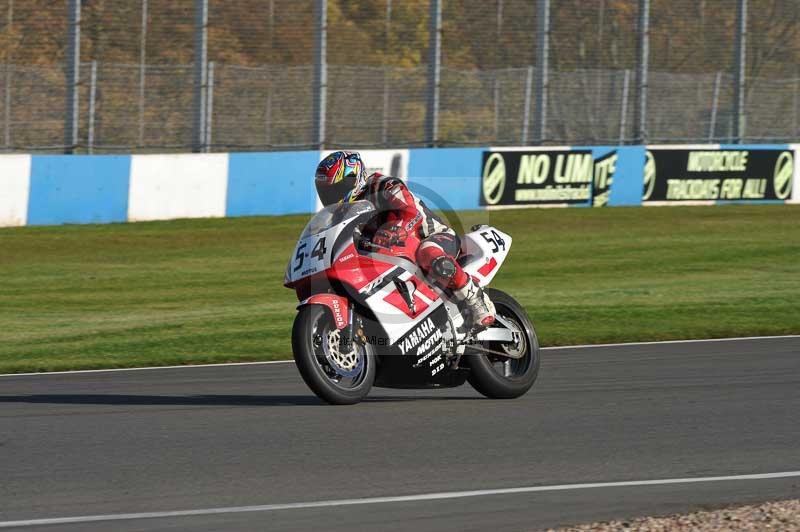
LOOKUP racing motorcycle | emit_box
[284,200,540,405]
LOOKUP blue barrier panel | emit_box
[572,146,646,207]
[407,148,483,211]
[608,146,645,206]
[227,151,320,216]
[27,155,131,226]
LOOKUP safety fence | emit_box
[0,145,796,227]
[0,0,798,153]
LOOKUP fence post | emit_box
[494,0,502,143]
[532,0,549,144]
[3,63,9,149]
[205,61,215,152]
[138,0,148,147]
[382,70,390,147]
[633,0,649,144]
[3,0,12,149]
[88,60,97,154]
[268,0,275,149]
[709,71,721,142]
[493,77,500,141]
[619,69,630,145]
[793,69,799,139]
[732,0,747,143]
[425,0,442,147]
[265,81,272,147]
[381,0,392,147]
[266,0,274,147]
[521,66,533,144]
[64,0,81,153]
[312,0,327,150]
[192,0,208,153]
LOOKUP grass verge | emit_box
[0,205,798,373]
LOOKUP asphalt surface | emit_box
[0,336,798,531]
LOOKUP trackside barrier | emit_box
[0,145,795,227]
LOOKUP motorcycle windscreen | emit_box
[286,201,375,285]
[360,268,443,345]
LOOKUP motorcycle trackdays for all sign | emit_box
[480,147,797,208]
[642,149,795,203]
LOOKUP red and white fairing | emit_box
[357,267,443,344]
[459,226,512,287]
[285,201,512,345]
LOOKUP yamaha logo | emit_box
[773,151,793,200]
[397,317,437,355]
[643,150,656,201]
[482,153,506,205]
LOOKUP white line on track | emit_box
[0,359,294,378]
[0,334,796,378]
[1,471,798,528]
[541,334,800,350]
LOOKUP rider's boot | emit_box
[452,277,496,329]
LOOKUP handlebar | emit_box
[356,236,392,252]
[354,223,392,252]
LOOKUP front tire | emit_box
[292,305,375,405]
[466,288,540,399]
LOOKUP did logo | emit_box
[773,151,794,200]
[482,152,506,205]
[642,150,656,201]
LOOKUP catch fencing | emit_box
[0,0,798,153]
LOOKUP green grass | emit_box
[1,205,798,373]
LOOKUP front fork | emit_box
[339,305,357,352]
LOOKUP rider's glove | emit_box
[373,225,408,248]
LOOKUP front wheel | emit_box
[292,305,375,405]
[466,288,540,399]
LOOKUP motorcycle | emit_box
[284,200,540,405]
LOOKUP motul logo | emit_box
[415,329,443,356]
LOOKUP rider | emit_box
[314,151,496,329]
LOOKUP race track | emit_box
[1,336,798,531]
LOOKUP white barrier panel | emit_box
[361,149,410,180]
[0,155,31,227]
[791,144,799,204]
[128,154,229,222]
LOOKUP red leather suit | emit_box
[353,173,470,291]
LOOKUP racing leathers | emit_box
[349,173,496,328]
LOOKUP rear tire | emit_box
[466,288,540,399]
[292,305,375,405]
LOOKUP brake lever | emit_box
[358,238,390,252]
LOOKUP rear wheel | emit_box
[292,305,375,405]
[466,288,540,399]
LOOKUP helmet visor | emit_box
[315,174,356,207]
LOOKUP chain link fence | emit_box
[0,0,797,153]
